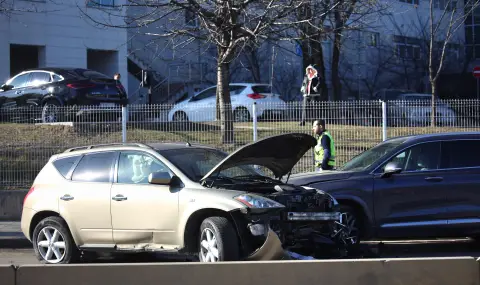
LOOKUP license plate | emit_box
[100,103,116,107]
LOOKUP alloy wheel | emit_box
[199,228,219,262]
[36,226,67,263]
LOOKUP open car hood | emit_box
[200,133,317,181]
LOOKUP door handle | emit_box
[112,194,127,201]
[15,91,22,95]
[425,176,443,182]
[60,194,74,201]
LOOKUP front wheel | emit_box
[339,205,361,246]
[32,216,80,264]
[198,216,240,262]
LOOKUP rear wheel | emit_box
[233,107,250,122]
[198,216,240,262]
[32,216,80,264]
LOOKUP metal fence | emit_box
[1,99,479,190]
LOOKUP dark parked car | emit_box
[287,132,480,245]
[0,68,127,123]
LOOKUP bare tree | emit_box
[423,0,479,126]
[80,0,306,143]
[290,0,390,101]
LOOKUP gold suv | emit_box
[21,133,345,264]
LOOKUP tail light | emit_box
[247,93,266,99]
[66,83,96,89]
[24,186,35,205]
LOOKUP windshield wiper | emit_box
[231,174,281,183]
[201,175,235,188]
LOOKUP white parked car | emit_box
[167,83,287,122]
[387,93,457,126]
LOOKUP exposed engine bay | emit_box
[202,175,355,258]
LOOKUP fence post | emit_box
[122,106,128,143]
[382,100,387,141]
[252,102,257,142]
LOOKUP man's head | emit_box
[312,119,326,135]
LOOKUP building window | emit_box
[393,35,421,60]
[434,0,457,10]
[366,32,379,47]
[464,2,480,59]
[87,0,114,7]
[185,10,198,27]
[399,0,419,5]
[395,44,421,59]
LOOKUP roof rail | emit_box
[63,143,151,153]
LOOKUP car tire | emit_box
[32,216,80,264]
[173,111,188,122]
[233,107,251,122]
[340,205,361,246]
[198,216,240,262]
[41,100,62,123]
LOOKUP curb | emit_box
[0,238,32,249]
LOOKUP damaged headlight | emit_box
[234,194,285,209]
[302,186,339,208]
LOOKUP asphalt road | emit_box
[2,239,480,265]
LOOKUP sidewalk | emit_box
[0,221,31,248]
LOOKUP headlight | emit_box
[302,186,339,207]
[234,194,285,209]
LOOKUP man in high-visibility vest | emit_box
[312,119,336,172]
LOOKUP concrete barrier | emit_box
[15,257,480,285]
[0,190,28,221]
[0,265,15,285]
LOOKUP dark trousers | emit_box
[300,94,321,125]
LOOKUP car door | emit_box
[23,71,53,106]
[110,151,180,248]
[372,141,451,238]
[184,87,216,122]
[440,139,480,235]
[59,151,116,246]
[0,73,31,113]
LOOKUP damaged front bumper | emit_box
[229,208,289,261]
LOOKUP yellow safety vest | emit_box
[314,131,336,168]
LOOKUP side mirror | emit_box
[1,84,13,91]
[381,162,402,178]
[148,171,172,185]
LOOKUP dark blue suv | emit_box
[288,132,480,244]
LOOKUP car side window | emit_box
[7,73,30,89]
[71,152,116,183]
[230,86,246,95]
[380,142,441,172]
[441,140,480,169]
[29,72,52,87]
[53,156,81,178]
[191,88,216,102]
[117,152,172,184]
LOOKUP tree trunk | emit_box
[217,61,235,144]
[312,34,328,101]
[430,78,436,127]
[331,29,343,101]
[245,46,261,83]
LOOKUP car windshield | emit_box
[339,138,408,172]
[159,148,262,182]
